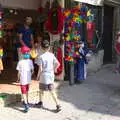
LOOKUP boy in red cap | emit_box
[16,46,34,113]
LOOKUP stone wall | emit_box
[87,50,104,73]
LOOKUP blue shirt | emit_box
[18,25,33,48]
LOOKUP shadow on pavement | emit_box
[58,64,120,117]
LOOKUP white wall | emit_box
[74,0,104,6]
[87,50,104,73]
[106,0,120,5]
[0,0,41,9]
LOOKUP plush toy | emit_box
[0,47,3,73]
[30,49,38,59]
[55,47,63,76]
[86,9,95,44]
[45,0,64,35]
[0,48,3,58]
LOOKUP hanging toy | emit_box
[0,8,3,38]
[55,47,63,76]
[0,48,3,58]
[30,49,38,59]
[87,9,95,45]
[45,0,64,34]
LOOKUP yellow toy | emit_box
[0,48,3,74]
[87,9,92,17]
[0,48,3,57]
[30,49,38,59]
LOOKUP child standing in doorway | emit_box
[16,46,34,113]
[36,40,61,112]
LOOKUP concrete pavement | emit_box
[1,64,120,120]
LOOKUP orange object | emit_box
[0,59,3,71]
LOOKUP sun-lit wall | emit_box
[0,0,41,10]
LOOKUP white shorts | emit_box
[40,73,54,85]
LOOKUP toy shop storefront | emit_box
[63,0,120,84]
[42,0,104,84]
[0,1,42,85]
[63,0,103,84]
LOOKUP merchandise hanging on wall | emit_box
[64,4,97,63]
[0,8,3,38]
[54,34,64,80]
[86,9,96,48]
[64,5,85,63]
[45,0,64,35]
[36,1,50,32]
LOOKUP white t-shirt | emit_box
[16,59,34,85]
[35,48,44,65]
[37,51,59,84]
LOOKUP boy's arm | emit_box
[17,71,20,82]
[16,61,20,82]
[53,55,60,72]
[30,60,34,74]
[36,64,42,81]
[19,33,25,46]
[31,34,34,48]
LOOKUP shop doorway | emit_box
[103,5,114,64]
[0,8,40,84]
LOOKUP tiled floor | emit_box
[0,67,39,94]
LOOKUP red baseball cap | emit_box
[21,46,30,54]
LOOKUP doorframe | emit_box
[104,2,120,63]
[103,4,114,64]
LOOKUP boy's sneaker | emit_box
[35,101,43,108]
[56,105,61,112]
[24,104,29,113]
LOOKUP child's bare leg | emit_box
[50,90,61,112]
[22,94,28,104]
[50,90,59,105]
[39,90,44,102]
[35,90,44,107]
[22,93,29,112]
[27,93,29,103]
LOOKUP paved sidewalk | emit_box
[1,64,120,120]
